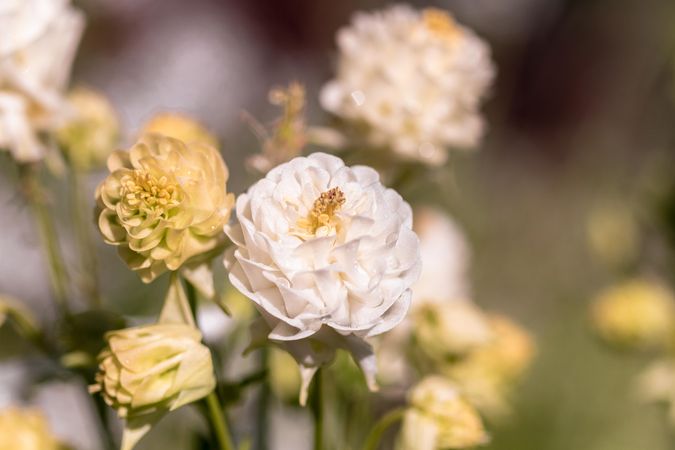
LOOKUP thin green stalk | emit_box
[361,408,405,450]
[19,164,70,313]
[182,276,235,450]
[206,391,236,450]
[68,168,102,307]
[311,368,324,450]
[255,347,270,450]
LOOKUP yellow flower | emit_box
[590,278,675,350]
[397,376,488,450]
[442,314,535,420]
[96,134,234,282]
[57,87,120,170]
[140,113,218,148]
[90,323,216,450]
[0,407,65,450]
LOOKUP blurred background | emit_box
[3,0,675,449]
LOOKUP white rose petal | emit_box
[0,0,84,162]
[225,152,421,403]
[321,5,495,165]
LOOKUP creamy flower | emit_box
[396,376,488,450]
[413,300,493,361]
[90,323,215,450]
[590,278,675,350]
[0,407,65,450]
[320,5,495,165]
[225,152,421,403]
[0,0,84,162]
[96,134,235,282]
[57,86,120,170]
[412,207,471,305]
[442,314,535,419]
[140,113,218,148]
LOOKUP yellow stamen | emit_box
[422,8,460,41]
[296,187,345,236]
[120,170,181,214]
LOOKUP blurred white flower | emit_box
[412,207,471,307]
[321,5,494,165]
[225,152,421,403]
[0,0,84,162]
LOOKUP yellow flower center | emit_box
[296,187,346,237]
[422,8,460,42]
[121,170,181,214]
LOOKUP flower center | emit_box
[120,170,181,214]
[296,187,345,237]
[422,8,460,42]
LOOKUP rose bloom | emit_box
[0,0,84,162]
[225,153,421,402]
[96,134,235,282]
[396,376,489,450]
[321,5,494,165]
[0,407,66,450]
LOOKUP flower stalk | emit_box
[69,166,102,306]
[361,408,405,450]
[310,368,324,450]
[18,164,70,314]
[206,391,236,450]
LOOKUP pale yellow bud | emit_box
[90,323,216,420]
[397,376,489,450]
[0,407,66,450]
[140,113,218,148]
[442,314,535,420]
[96,134,235,282]
[57,87,120,170]
[590,278,675,350]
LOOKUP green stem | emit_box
[361,408,405,450]
[19,164,70,314]
[311,368,324,450]
[182,276,235,450]
[255,347,270,450]
[68,168,102,307]
[206,391,236,450]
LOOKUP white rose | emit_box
[225,152,421,403]
[0,0,84,162]
[321,5,494,165]
[412,207,471,307]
